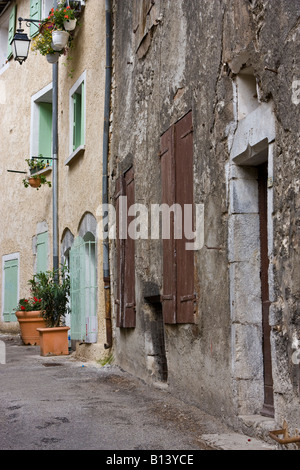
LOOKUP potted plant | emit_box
[30,265,71,356]
[47,5,76,49]
[22,157,52,190]
[15,297,46,346]
[31,29,65,61]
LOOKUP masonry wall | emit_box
[110,0,300,432]
[0,0,108,362]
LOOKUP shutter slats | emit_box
[175,111,195,324]
[123,167,136,328]
[160,111,196,325]
[160,127,177,324]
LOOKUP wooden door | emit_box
[258,162,274,417]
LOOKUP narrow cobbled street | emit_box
[0,334,275,452]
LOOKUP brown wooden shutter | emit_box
[123,167,136,328]
[114,176,125,328]
[174,111,195,324]
[160,126,177,324]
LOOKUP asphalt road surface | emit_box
[0,334,230,451]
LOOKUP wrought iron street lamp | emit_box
[10,24,30,65]
[10,17,42,64]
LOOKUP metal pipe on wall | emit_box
[52,0,59,281]
[103,0,112,349]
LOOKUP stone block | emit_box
[230,178,259,214]
[232,323,263,380]
[229,261,262,324]
[228,214,260,262]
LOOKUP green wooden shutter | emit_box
[36,232,48,273]
[73,92,82,151]
[30,0,41,37]
[80,82,85,146]
[70,237,97,343]
[72,83,85,152]
[7,5,16,60]
[70,237,86,341]
[3,259,18,322]
[39,103,52,161]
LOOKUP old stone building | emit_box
[1,0,300,446]
[0,0,109,360]
[109,0,300,439]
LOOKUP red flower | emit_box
[34,297,38,302]
[24,299,28,303]
[64,15,69,18]
[21,306,26,310]
[66,5,71,9]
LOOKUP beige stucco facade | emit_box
[0,0,108,361]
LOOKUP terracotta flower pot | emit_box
[28,177,41,188]
[16,311,47,346]
[37,326,70,356]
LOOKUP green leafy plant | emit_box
[48,4,76,30]
[22,157,52,190]
[31,29,60,56]
[28,265,71,328]
[16,297,43,312]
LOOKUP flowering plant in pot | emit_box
[29,265,71,356]
[15,297,46,346]
[22,157,52,190]
[49,4,76,30]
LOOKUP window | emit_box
[0,4,16,69]
[66,71,86,164]
[36,232,48,273]
[160,111,196,324]
[31,83,53,166]
[114,167,136,328]
[2,254,19,322]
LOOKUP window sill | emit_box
[30,165,52,176]
[65,145,85,166]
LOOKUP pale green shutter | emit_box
[80,82,85,146]
[30,0,41,37]
[70,237,86,341]
[36,232,48,273]
[72,83,85,151]
[70,237,97,343]
[3,259,18,322]
[39,103,52,161]
[7,5,16,59]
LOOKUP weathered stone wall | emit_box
[110,0,300,431]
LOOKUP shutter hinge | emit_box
[180,126,194,140]
[180,294,196,303]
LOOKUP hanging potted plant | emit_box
[48,5,76,49]
[15,297,46,346]
[30,265,71,356]
[31,29,64,62]
[22,157,52,190]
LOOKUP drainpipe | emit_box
[103,0,112,349]
[52,0,59,282]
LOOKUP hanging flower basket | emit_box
[28,177,42,188]
[52,30,69,50]
[46,51,60,63]
[39,20,54,36]
[63,18,77,31]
